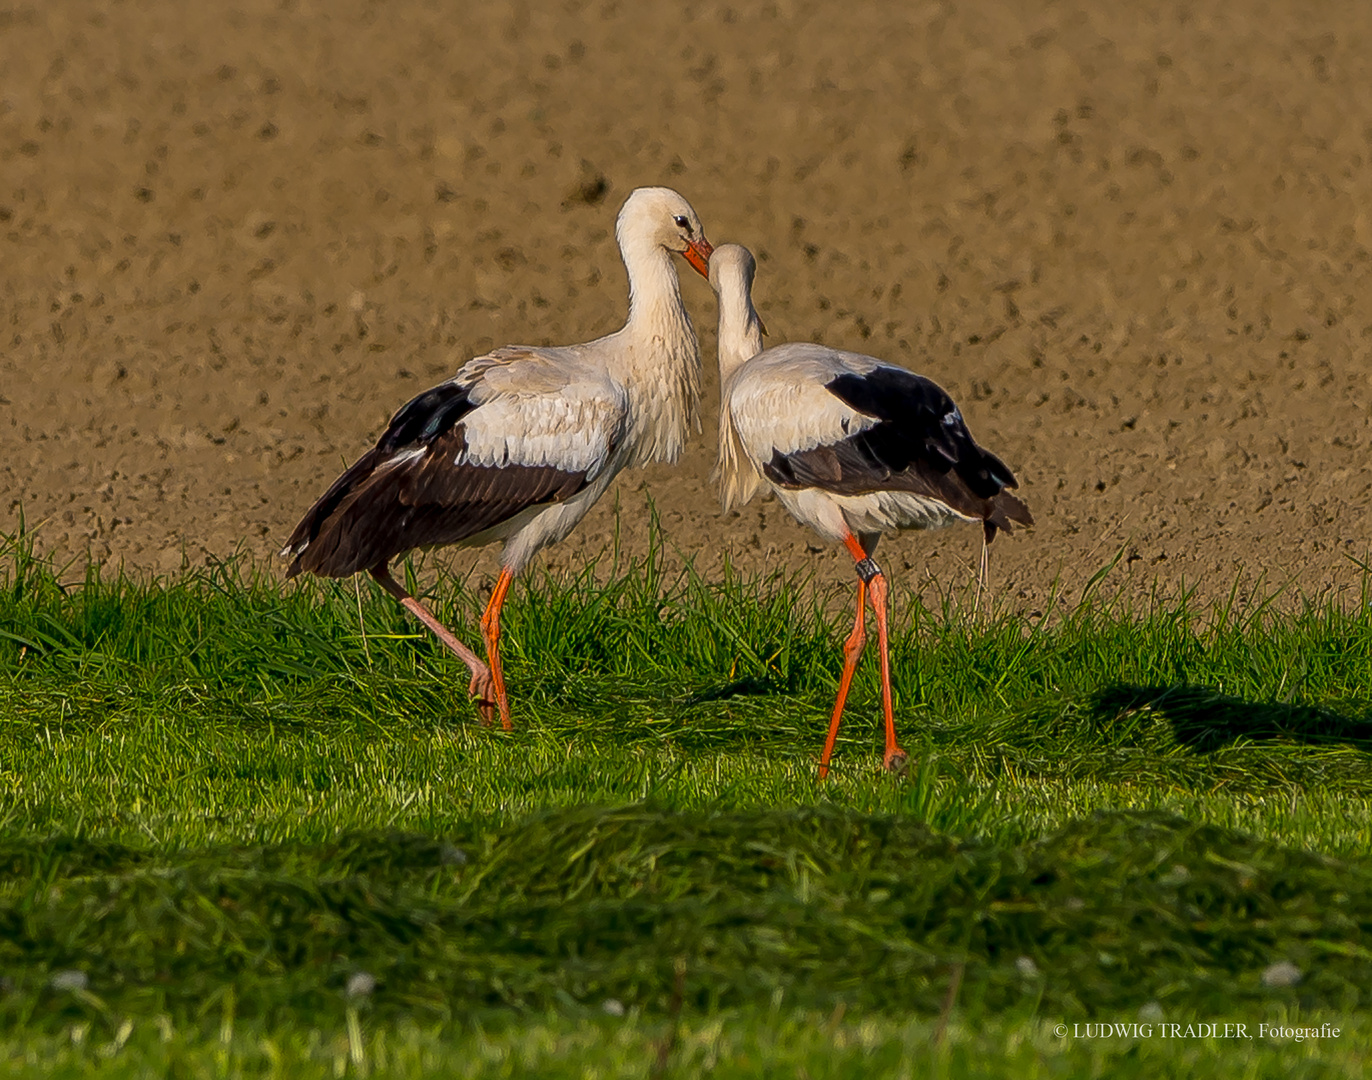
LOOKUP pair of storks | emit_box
[283,188,1031,776]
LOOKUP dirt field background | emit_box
[2,0,1369,612]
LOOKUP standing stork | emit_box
[707,244,1032,776]
[282,187,714,729]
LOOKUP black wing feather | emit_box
[763,365,1033,541]
[378,382,477,451]
[284,382,592,578]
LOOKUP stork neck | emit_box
[621,237,691,335]
[612,236,701,465]
[716,280,765,385]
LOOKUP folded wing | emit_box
[283,349,627,577]
[762,364,1033,541]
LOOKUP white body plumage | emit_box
[720,343,979,544]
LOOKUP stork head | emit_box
[616,186,713,278]
[708,243,767,378]
[707,242,756,300]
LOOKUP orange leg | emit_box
[834,534,908,774]
[972,531,990,622]
[868,572,908,772]
[479,567,516,731]
[818,579,866,780]
[370,564,496,721]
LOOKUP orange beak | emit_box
[681,236,714,279]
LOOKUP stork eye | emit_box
[673,214,692,235]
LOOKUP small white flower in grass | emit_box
[1262,961,1301,988]
[50,970,88,992]
[346,971,377,999]
[1159,864,1191,886]
[601,998,626,1017]
[1138,1001,1165,1022]
[440,844,467,867]
[1015,956,1038,978]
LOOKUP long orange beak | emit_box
[681,236,714,279]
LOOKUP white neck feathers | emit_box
[609,198,702,466]
[708,245,767,513]
[717,282,764,382]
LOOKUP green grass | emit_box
[2,1011,1365,1079]
[2,522,1372,1075]
[2,808,1370,1024]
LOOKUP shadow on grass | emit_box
[3,807,1371,1031]
[1091,684,1372,753]
[681,674,781,704]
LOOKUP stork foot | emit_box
[468,666,497,726]
[883,747,909,774]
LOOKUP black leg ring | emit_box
[855,557,882,583]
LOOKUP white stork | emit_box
[708,244,1032,777]
[282,187,714,729]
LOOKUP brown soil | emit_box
[3,1,1370,612]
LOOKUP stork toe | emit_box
[468,667,497,723]
[883,747,909,774]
